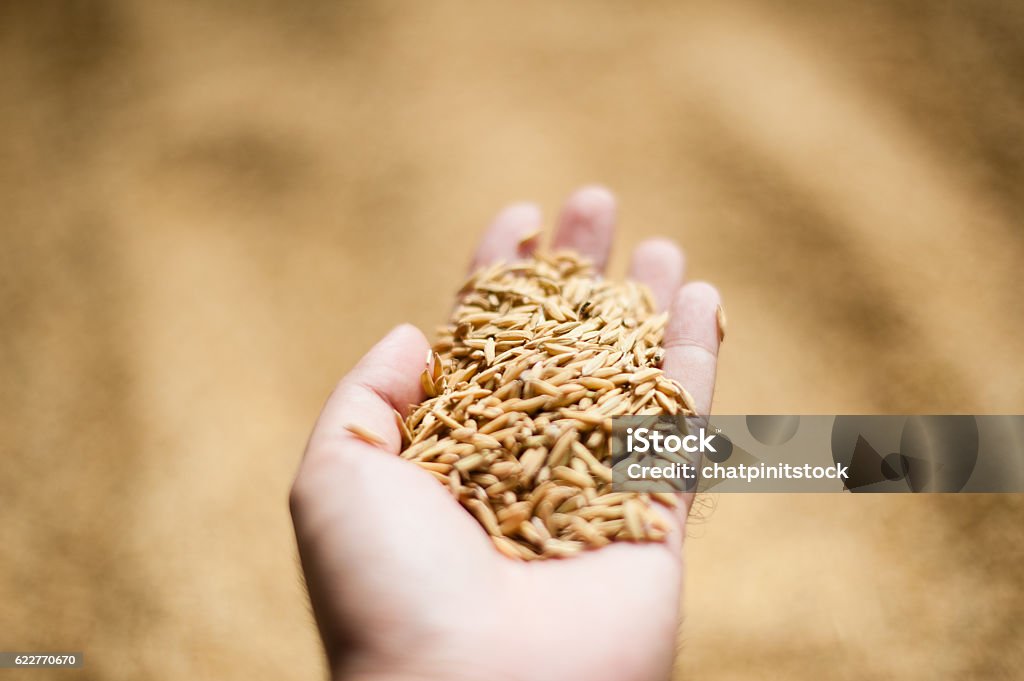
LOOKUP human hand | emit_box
[289,186,723,681]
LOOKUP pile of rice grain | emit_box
[398,251,695,560]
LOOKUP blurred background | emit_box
[1,1,1022,679]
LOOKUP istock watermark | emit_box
[625,425,719,454]
[610,415,1024,493]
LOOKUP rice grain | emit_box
[396,251,696,560]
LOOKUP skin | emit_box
[290,186,722,681]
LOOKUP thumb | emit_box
[303,323,430,463]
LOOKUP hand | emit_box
[289,186,723,681]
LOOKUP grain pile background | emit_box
[1,1,1022,680]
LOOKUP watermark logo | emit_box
[609,415,1024,493]
[625,426,718,454]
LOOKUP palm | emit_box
[291,187,722,681]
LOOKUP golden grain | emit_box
[344,422,388,447]
[396,252,697,560]
[623,499,644,539]
[552,465,595,488]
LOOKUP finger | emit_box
[627,238,685,311]
[303,323,430,461]
[662,282,722,418]
[468,202,542,273]
[551,185,616,272]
